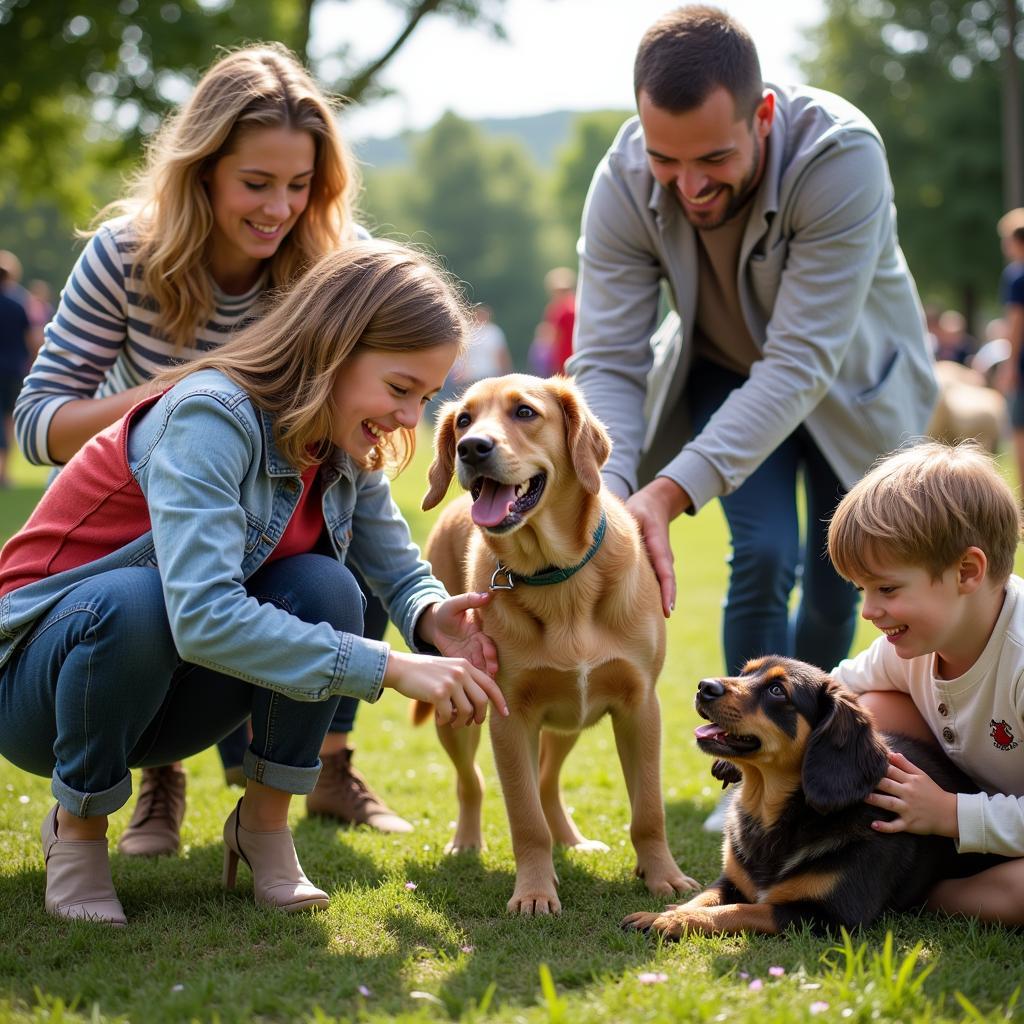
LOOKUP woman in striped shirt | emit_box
[14,43,411,856]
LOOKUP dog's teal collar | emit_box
[489,510,607,590]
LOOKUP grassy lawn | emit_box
[0,439,1021,1024]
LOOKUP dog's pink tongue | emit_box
[471,479,517,527]
[694,724,727,741]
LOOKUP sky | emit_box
[313,0,827,142]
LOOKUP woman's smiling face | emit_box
[204,126,316,290]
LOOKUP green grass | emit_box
[1,441,1022,1024]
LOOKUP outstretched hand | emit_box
[864,750,959,838]
[625,477,690,617]
[427,591,499,678]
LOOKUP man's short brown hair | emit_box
[633,5,763,120]
[828,441,1021,585]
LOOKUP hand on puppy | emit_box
[865,750,959,838]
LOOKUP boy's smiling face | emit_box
[855,562,961,662]
[851,546,997,679]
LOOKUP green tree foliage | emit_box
[0,0,509,218]
[364,111,546,365]
[551,109,631,239]
[800,0,1023,323]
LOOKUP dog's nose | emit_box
[697,678,726,700]
[457,435,495,464]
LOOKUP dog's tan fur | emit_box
[420,374,697,915]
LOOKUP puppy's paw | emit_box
[620,908,692,940]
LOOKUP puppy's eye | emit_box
[515,404,537,419]
[767,683,787,700]
[455,412,471,428]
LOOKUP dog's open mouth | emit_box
[469,473,546,531]
[693,722,761,755]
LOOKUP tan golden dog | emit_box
[419,374,697,915]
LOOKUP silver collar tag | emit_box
[489,563,516,591]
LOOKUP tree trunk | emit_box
[1002,0,1023,210]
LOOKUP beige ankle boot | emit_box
[306,748,412,833]
[41,805,126,926]
[222,800,329,912]
[117,764,186,856]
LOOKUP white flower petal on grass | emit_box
[357,985,371,998]
[810,1002,830,1014]
[18,795,29,804]
[637,972,668,984]
[410,991,443,1005]
[170,985,184,993]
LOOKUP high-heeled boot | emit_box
[222,799,329,912]
[41,804,127,925]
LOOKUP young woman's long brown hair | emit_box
[158,240,470,472]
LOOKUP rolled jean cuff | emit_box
[243,748,321,795]
[51,769,132,818]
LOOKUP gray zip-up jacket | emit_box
[568,84,937,512]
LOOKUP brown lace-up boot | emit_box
[306,748,412,833]
[117,765,186,856]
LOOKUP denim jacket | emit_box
[0,369,449,703]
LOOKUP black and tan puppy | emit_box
[623,656,993,937]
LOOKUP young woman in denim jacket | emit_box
[0,240,507,924]
[14,44,412,853]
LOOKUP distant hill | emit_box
[351,108,632,170]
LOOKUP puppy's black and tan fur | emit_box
[623,656,994,937]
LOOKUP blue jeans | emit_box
[0,554,363,817]
[214,568,386,770]
[687,360,859,675]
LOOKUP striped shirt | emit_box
[14,216,267,465]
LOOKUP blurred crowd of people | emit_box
[0,250,52,487]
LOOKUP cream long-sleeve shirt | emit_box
[832,575,1024,857]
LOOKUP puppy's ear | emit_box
[802,680,888,814]
[422,403,459,510]
[555,377,611,494]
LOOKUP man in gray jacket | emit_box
[570,6,936,707]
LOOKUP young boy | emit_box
[827,440,1024,925]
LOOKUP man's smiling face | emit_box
[638,86,773,230]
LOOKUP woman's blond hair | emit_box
[95,43,359,350]
[828,441,1022,584]
[157,240,469,472]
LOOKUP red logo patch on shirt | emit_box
[989,720,1018,751]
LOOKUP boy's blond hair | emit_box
[828,441,1021,584]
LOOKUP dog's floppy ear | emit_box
[802,680,888,814]
[555,376,611,495]
[422,402,459,510]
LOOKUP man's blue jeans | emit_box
[687,360,859,675]
[0,554,362,817]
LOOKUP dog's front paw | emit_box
[508,882,561,916]
[620,907,694,940]
[635,859,701,896]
